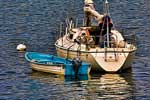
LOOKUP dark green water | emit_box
[0,0,150,100]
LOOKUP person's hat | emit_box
[84,0,94,4]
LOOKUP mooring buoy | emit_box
[16,44,26,51]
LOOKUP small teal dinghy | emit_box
[25,52,91,75]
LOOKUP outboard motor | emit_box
[72,57,82,75]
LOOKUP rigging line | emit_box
[99,0,110,47]
[106,14,110,48]
[66,42,76,61]
[98,15,105,46]
[105,0,116,30]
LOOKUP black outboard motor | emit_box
[72,57,82,75]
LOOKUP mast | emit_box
[105,0,110,48]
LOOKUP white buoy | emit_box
[16,44,26,51]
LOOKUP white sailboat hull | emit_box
[56,47,136,72]
[55,36,136,72]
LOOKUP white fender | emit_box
[16,44,26,51]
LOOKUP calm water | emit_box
[0,0,150,100]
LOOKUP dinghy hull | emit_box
[25,52,91,75]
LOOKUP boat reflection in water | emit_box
[29,70,90,83]
[88,72,134,100]
[29,71,133,100]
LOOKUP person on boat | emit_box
[84,0,95,9]
[84,0,105,26]
[84,0,113,46]
[84,0,113,33]
[84,0,95,26]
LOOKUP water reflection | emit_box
[29,71,134,100]
[87,73,134,100]
[29,71,90,83]
[29,71,64,84]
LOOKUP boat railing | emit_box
[103,40,118,61]
[89,33,117,46]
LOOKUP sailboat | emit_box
[55,0,137,72]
